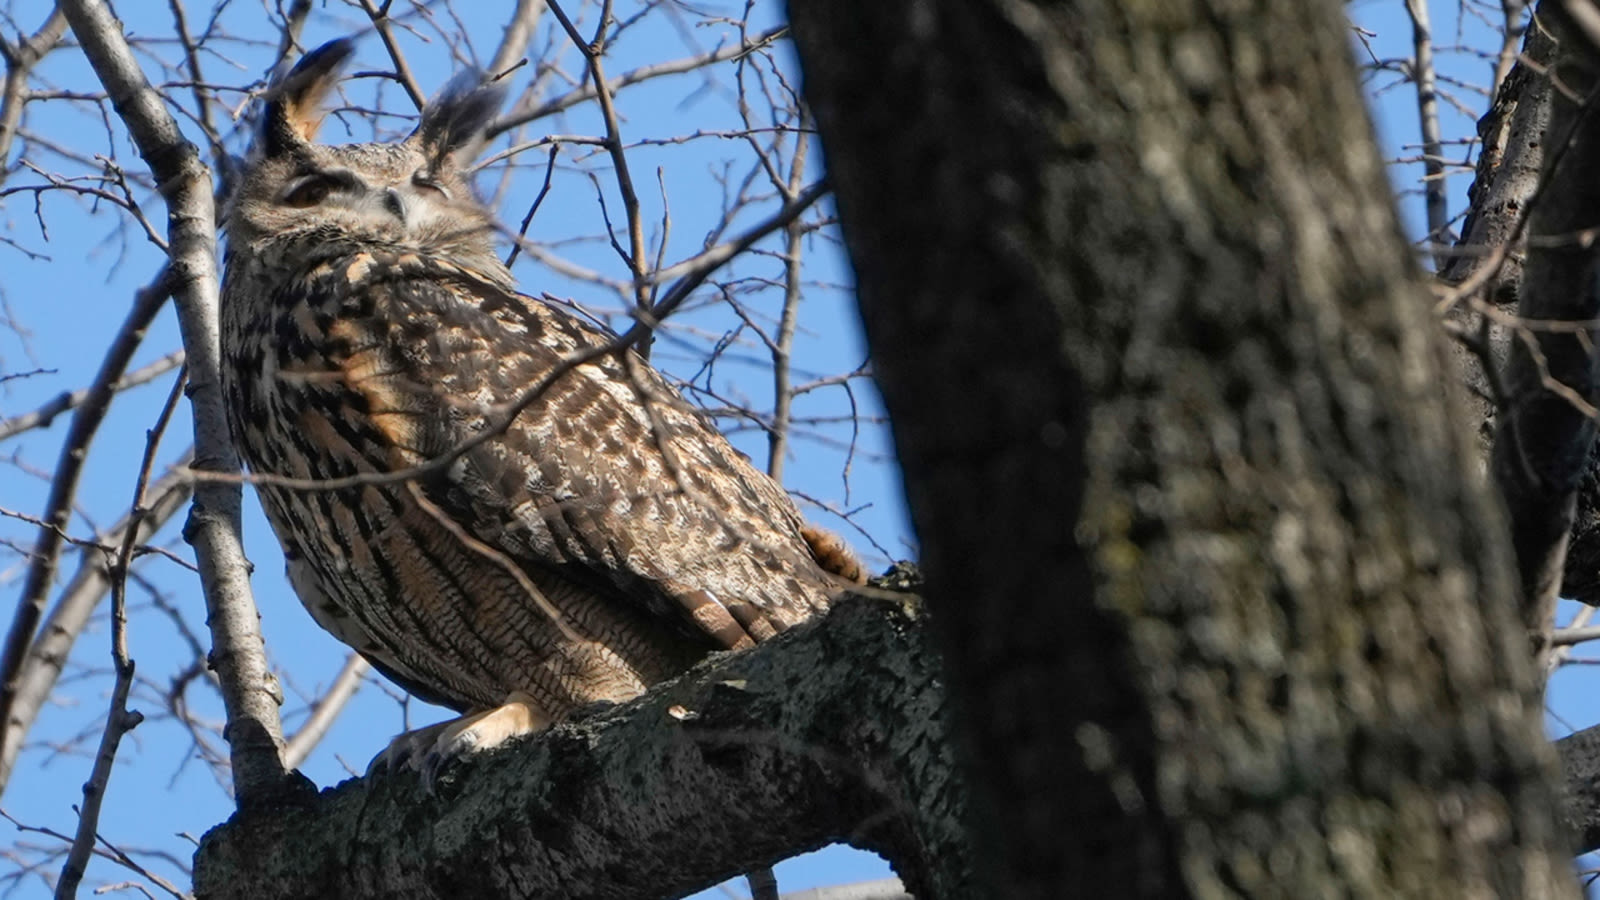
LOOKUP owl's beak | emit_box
[383,187,407,224]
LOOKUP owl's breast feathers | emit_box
[221,249,852,714]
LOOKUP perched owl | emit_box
[219,40,862,777]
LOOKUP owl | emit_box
[219,40,863,779]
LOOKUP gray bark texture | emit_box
[1438,14,1552,468]
[1433,1,1600,624]
[1558,727,1600,854]
[787,1,1574,898]
[1492,2,1600,655]
[193,586,971,900]
[1536,3,1600,613]
[1411,0,1600,854]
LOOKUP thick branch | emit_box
[57,0,289,803]
[193,594,970,900]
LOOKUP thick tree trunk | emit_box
[788,1,1573,898]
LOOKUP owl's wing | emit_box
[316,257,835,652]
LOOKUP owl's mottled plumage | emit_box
[219,41,859,768]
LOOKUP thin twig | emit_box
[1404,0,1450,267]
[503,144,559,269]
[358,0,427,110]
[487,0,546,79]
[488,27,787,138]
[547,0,653,353]
[54,366,183,900]
[0,271,172,759]
[0,351,185,442]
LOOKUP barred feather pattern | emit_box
[220,245,843,717]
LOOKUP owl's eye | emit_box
[411,173,452,200]
[281,176,334,208]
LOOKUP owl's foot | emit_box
[368,692,549,792]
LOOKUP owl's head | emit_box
[225,40,507,273]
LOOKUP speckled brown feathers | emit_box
[219,41,860,761]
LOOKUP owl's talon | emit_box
[419,751,446,795]
[370,693,548,788]
[367,718,450,776]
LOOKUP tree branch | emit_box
[0,350,185,442]
[281,654,368,771]
[1404,0,1450,267]
[0,7,69,191]
[1493,1,1600,662]
[193,592,973,900]
[56,0,290,805]
[486,28,787,139]
[0,459,192,797]
[487,0,546,78]
[0,270,171,761]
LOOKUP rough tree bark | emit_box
[194,588,968,900]
[1492,1,1600,660]
[788,1,1572,898]
[1428,1,1600,849]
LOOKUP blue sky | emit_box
[2,1,1591,897]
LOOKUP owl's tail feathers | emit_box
[800,524,866,585]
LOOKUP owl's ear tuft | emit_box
[408,70,506,169]
[260,39,355,158]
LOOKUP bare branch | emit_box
[0,271,171,762]
[357,0,426,110]
[56,0,290,805]
[0,8,69,191]
[487,27,787,138]
[768,109,812,482]
[0,351,185,442]
[487,0,545,78]
[1405,0,1450,266]
[0,460,192,795]
[281,654,368,770]
[779,881,910,900]
[53,364,183,899]
[546,0,653,350]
